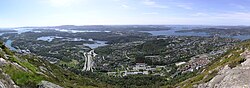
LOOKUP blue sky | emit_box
[1,0,250,27]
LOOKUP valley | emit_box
[1,25,250,87]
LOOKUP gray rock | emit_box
[199,50,250,88]
[38,81,63,88]
[0,58,7,66]
[0,71,20,88]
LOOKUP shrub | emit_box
[228,58,246,68]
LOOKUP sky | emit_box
[1,0,250,27]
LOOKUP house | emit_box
[133,63,147,71]
[175,62,186,66]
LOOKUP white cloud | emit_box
[190,12,250,20]
[121,4,130,8]
[191,13,209,16]
[187,11,250,25]
[47,0,85,7]
[215,12,250,19]
[142,0,168,8]
[176,3,193,10]
[143,12,159,15]
[113,0,135,9]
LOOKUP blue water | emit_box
[0,28,31,36]
[37,36,107,49]
[142,28,250,40]
[233,35,250,40]
[141,30,209,37]
[14,28,32,34]
[0,33,4,36]
[37,36,63,42]
[221,35,250,41]
[55,29,110,33]
[5,40,18,51]
[84,40,108,49]
[141,26,209,36]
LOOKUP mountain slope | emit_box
[198,50,250,88]
[0,41,112,88]
[175,40,250,88]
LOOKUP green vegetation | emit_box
[228,57,246,68]
[59,59,79,68]
[9,56,38,72]
[0,41,13,55]
[0,43,112,88]
[3,64,44,87]
[80,72,166,88]
[203,70,218,83]
[0,50,5,58]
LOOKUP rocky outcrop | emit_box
[0,58,7,66]
[38,81,63,88]
[0,57,19,88]
[198,50,250,88]
[0,69,20,88]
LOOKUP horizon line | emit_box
[1,24,250,28]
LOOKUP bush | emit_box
[228,58,246,68]
[203,70,218,83]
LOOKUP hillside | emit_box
[0,41,111,88]
[175,40,250,88]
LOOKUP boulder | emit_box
[38,81,63,88]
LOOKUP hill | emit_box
[174,40,250,88]
[0,41,112,88]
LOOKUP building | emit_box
[133,63,147,71]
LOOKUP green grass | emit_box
[203,70,218,83]
[19,55,111,88]
[0,51,5,58]
[1,45,13,55]
[59,59,79,68]
[9,56,38,72]
[0,73,4,79]
[228,57,246,68]
[3,64,44,87]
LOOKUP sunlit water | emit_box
[84,40,108,49]
[5,40,18,51]
[37,36,63,42]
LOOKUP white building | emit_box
[133,63,147,71]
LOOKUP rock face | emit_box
[0,57,19,88]
[82,50,97,72]
[0,70,20,88]
[0,58,7,66]
[38,81,63,88]
[199,50,250,88]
